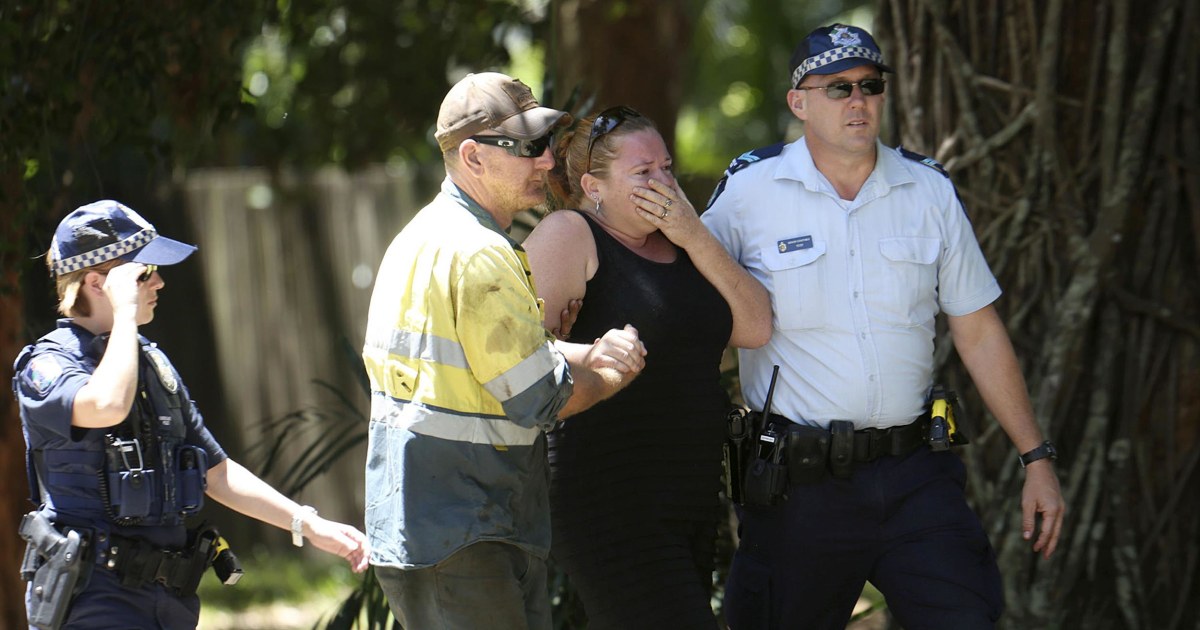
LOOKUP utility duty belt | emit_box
[722,367,968,508]
[19,511,241,630]
[98,526,242,595]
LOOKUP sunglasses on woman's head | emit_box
[470,133,554,158]
[585,106,644,173]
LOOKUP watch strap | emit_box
[1019,441,1057,468]
[291,505,317,547]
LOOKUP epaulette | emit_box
[898,146,949,178]
[706,142,786,209]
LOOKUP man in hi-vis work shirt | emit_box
[362,72,646,630]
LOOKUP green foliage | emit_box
[250,380,367,498]
[677,0,872,175]
[230,0,543,169]
[196,545,356,611]
[0,1,253,173]
[0,0,549,174]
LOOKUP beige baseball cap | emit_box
[435,72,570,152]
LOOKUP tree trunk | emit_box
[876,0,1200,626]
[1,173,30,629]
[550,0,692,151]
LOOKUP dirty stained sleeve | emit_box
[454,246,572,429]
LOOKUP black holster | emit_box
[784,424,830,485]
[740,415,789,507]
[19,511,93,630]
[828,420,856,479]
[723,407,753,505]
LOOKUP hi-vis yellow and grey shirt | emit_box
[363,178,573,569]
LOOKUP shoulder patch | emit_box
[706,143,787,210]
[898,146,949,178]
[26,354,65,396]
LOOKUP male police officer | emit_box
[702,24,1065,628]
[14,200,368,629]
[362,72,646,629]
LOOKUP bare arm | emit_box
[632,179,772,348]
[948,305,1065,559]
[206,458,368,572]
[523,211,595,332]
[525,208,645,376]
[72,264,149,428]
[554,325,646,418]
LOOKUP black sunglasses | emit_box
[585,106,643,173]
[795,78,887,99]
[97,263,157,282]
[470,133,553,158]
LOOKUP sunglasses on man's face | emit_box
[138,264,158,282]
[470,133,554,158]
[795,78,887,99]
[585,106,644,173]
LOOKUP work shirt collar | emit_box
[772,138,917,204]
[441,177,521,249]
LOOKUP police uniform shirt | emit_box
[702,138,1001,430]
[16,319,228,547]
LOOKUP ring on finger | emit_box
[660,210,669,219]
[664,198,673,207]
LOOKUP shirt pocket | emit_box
[762,240,827,330]
[877,236,941,326]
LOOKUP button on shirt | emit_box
[702,139,1001,429]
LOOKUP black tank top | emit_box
[547,210,733,629]
[562,210,733,401]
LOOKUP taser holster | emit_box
[20,511,93,630]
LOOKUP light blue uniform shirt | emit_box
[702,138,1001,429]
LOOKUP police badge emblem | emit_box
[145,344,179,393]
[829,25,862,47]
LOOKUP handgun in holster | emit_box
[723,407,752,505]
[19,511,93,630]
[927,386,969,452]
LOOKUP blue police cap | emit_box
[789,24,893,88]
[50,200,197,275]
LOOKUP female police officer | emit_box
[13,200,368,629]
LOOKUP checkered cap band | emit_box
[792,46,886,87]
[52,228,157,275]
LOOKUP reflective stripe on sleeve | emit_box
[482,340,561,402]
[363,324,469,369]
[371,393,542,447]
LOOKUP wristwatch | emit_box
[1018,441,1058,468]
[291,505,317,547]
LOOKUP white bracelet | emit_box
[291,505,317,547]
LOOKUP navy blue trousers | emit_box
[725,447,1003,630]
[29,567,200,630]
